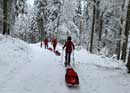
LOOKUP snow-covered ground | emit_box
[0,34,130,93]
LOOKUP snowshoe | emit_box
[64,62,71,67]
[64,62,68,67]
[65,68,79,85]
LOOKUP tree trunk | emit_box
[121,0,130,62]
[3,0,8,35]
[38,18,44,48]
[90,0,96,53]
[98,12,103,41]
[127,48,130,73]
[79,16,83,45]
[56,2,61,38]
[117,28,122,60]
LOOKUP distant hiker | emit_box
[63,36,75,66]
[51,38,57,51]
[43,38,48,49]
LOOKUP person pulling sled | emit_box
[43,37,48,49]
[63,36,75,66]
[51,38,57,52]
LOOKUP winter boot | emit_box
[67,62,70,66]
[64,62,67,67]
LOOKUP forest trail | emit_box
[0,43,130,93]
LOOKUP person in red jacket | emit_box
[43,38,48,49]
[63,36,75,66]
[51,38,57,51]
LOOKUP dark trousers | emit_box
[65,52,71,64]
[45,44,48,49]
[53,45,56,51]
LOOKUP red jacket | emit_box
[63,40,75,53]
[52,39,57,46]
[44,38,48,44]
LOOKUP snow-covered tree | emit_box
[2,0,129,60]
[79,0,129,58]
[34,0,80,44]
[12,0,40,43]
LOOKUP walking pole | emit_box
[61,48,64,64]
[72,49,75,66]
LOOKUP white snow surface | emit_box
[0,34,130,93]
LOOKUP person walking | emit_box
[43,38,48,49]
[51,38,57,52]
[63,36,75,66]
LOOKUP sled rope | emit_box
[72,50,75,66]
[61,49,64,65]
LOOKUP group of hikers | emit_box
[43,38,57,51]
[43,36,75,66]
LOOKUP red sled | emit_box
[48,48,53,51]
[65,68,79,85]
[55,50,61,56]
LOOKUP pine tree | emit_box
[90,0,96,53]
[121,0,130,62]
[127,48,130,73]
[126,0,130,72]
[3,0,8,34]
[0,1,3,33]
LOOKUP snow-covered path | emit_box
[0,44,66,93]
[0,44,80,93]
[0,43,130,93]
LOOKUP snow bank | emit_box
[75,48,127,70]
[0,34,30,79]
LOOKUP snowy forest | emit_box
[0,0,130,93]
